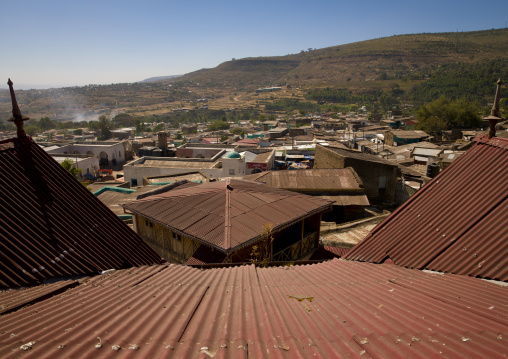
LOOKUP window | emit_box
[229,169,236,175]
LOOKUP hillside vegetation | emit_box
[1,29,507,125]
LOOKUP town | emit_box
[0,76,506,357]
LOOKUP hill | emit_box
[167,29,508,89]
[1,29,507,124]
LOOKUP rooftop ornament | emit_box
[7,78,30,138]
[483,78,503,138]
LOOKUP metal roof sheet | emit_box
[0,259,506,358]
[121,179,333,252]
[249,169,370,206]
[345,135,508,281]
[0,138,161,289]
[318,144,398,167]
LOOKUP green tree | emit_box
[416,96,482,132]
[207,120,230,131]
[38,116,54,131]
[135,119,147,134]
[61,158,82,179]
[24,124,40,137]
[113,113,135,128]
[73,128,83,135]
[231,127,245,135]
[98,115,113,140]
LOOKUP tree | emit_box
[207,120,230,131]
[61,158,82,179]
[73,128,83,135]
[135,119,147,134]
[113,113,135,128]
[24,124,40,137]
[231,127,245,136]
[38,116,54,131]
[416,96,482,132]
[98,115,113,140]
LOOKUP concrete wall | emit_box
[124,163,222,186]
[222,156,246,177]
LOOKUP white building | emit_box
[45,141,126,167]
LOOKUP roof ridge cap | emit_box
[225,178,232,251]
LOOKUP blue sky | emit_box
[1,0,507,89]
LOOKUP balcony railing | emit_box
[272,232,317,262]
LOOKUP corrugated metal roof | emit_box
[0,259,506,358]
[346,135,508,281]
[318,144,398,167]
[258,168,365,191]
[146,171,209,184]
[412,147,443,157]
[138,160,220,169]
[0,137,162,289]
[248,169,370,206]
[121,179,333,252]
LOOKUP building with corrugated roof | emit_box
[244,168,370,223]
[120,178,333,264]
[314,144,399,204]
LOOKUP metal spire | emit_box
[7,78,30,138]
[483,78,503,139]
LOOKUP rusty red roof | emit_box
[0,137,162,289]
[121,179,333,252]
[0,259,506,358]
[345,135,508,281]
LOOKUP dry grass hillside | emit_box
[1,29,507,123]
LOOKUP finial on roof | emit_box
[7,78,30,138]
[484,78,503,139]
[491,78,502,118]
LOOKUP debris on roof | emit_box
[0,259,506,358]
[346,135,508,281]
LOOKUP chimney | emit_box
[484,78,503,139]
[158,131,168,154]
[7,79,30,138]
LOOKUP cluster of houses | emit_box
[0,79,506,358]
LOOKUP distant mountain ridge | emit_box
[160,28,508,90]
[2,28,507,121]
[140,75,183,83]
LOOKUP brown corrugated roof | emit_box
[256,168,364,192]
[121,179,333,252]
[247,169,370,206]
[0,259,506,358]
[346,135,508,281]
[0,137,161,289]
[251,150,273,163]
[319,144,398,167]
